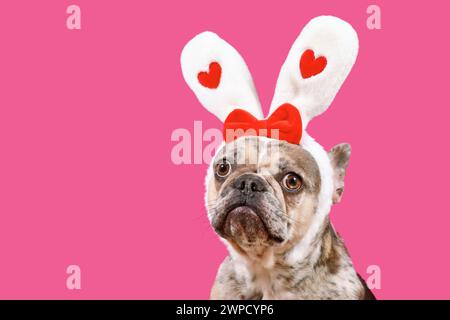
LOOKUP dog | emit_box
[206,136,374,299]
[181,16,374,299]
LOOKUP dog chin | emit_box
[218,206,285,247]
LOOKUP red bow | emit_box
[223,104,302,144]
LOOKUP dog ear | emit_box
[269,16,359,129]
[329,143,351,204]
[181,32,263,122]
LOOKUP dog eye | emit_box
[215,160,231,178]
[282,173,303,191]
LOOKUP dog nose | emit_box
[234,174,267,195]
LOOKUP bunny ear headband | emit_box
[180,16,359,145]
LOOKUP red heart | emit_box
[197,62,222,89]
[300,49,327,79]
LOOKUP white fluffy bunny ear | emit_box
[181,32,263,122]
[269,16,359,128]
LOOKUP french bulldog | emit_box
[180,16,374,299]
[206,136,374,300]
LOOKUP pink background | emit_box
[0,0,449,299]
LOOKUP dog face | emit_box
[206,136,351,253]
[206,136,325,252]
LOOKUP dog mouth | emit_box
[221,205,284,245]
